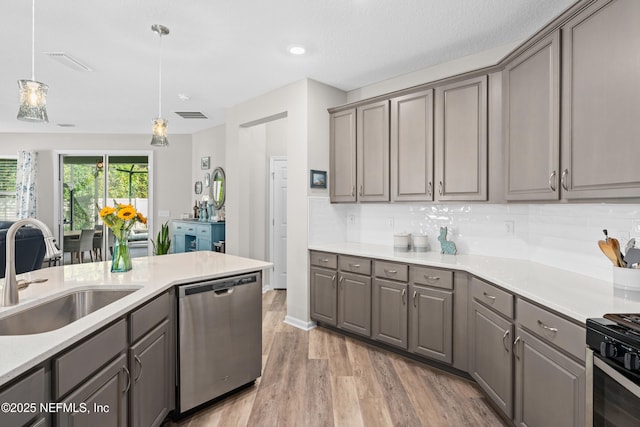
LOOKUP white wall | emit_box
[0,133,192,241]
[192,124,225,210]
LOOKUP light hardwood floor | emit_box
[166,290,507,427]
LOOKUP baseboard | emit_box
[262,283,273,293]
[283,315,316,331]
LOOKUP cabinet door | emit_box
[561,0,640,199]
[196,237,211,251]
[391,89,434,201]
[130,320,171,427]
[514,328,585,427]
[372,279,408,349]
[310,267,337,326]
[57,353,128,427]
[435,75,488,201]
[338,272,371,337]
[330,108,357,202]
[357,100,390,202]
[409,285,452,363]
[469,301,514,418]
[173,236,185,253]
[504,31,560,201]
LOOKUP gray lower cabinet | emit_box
[561,0,640,199]
[503,30,560,201]
[409,284,453,364]
[57,353,129,427]
[0,367,48,427]
[338,271,371,337]
[310,266,338,326]
[329,108,357,202]
[514,328,585,427]
[435,75,488,201]
[129,319,171,427]
[469,300,514,418]
[372,278,408,349]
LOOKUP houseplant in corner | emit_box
[99,202,146,272]
[152,221,171,255]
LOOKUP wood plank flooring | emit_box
[166,290,506,427]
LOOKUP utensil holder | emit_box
[613,266,640,291]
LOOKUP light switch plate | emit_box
[158,210,170,217]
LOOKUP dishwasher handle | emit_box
[179,272,260,297]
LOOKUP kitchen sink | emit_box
[0,288,138,335]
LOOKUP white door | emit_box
[270,157,287,289]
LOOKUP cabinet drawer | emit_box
[310,251,337,269]
[470,277,514,319]
[375,261,408,282]
[410,266,453,290]
[339,256,371,275]
[54,319,127,399]
[517,299,586,361]
[0,368,46,427]
[130,291,171,343]
[173,222,196,233]
[196,225,211,235]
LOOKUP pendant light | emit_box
[150,24,170,147]
[17,0,48,123]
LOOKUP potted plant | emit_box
[152,221,171,255]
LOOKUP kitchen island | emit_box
[0,251,271,386]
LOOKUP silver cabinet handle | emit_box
[428,181,433,197]
[537,319,558,334]
[502,330,510,353]
[134,355,143,382]
[123,365,131,393]
[320,258,329,263]
[438,181,443,196]
[384,268,397,275]
[352,186,355,197]
[513,336,521,360]
[339,276,344,288]
[401,288,406,305]
[561,169,569,191]
[331,274,336,281]
[483,292,496,303]
[350,263,360,268]
[548,170,557,192]
[413,290,417,307]
[359,185,363,197]
[424,275,440,281]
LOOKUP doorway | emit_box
[57,153,152,265]
[270,157,287,289]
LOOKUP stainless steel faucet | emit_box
[2,218,59,306]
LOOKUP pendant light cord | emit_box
[158,31,163,117]
[31,0,35,81]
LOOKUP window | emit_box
[0,157,17,221]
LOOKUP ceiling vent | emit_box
[45,52,92,72]
[175,111,208,119]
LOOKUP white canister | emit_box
[393,233,411,251]
[613,266,640,291]
[412,234,429,252]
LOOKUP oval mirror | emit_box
[211,167,225,210]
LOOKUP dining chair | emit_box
[92,228,104,261]
[64,229,95,263]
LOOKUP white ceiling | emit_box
[0,0,575,135]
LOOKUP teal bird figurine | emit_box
[438,227,457,255]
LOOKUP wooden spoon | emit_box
[599,240,621,267]
[609,237,627,268]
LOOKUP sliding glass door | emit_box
[59,153,150,265]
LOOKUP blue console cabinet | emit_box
[171,220,225,253]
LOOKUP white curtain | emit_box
[16,150,37,219]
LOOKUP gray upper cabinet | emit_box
[435,75,488,201]
[357,100,390,202]
[330,108,357,202]
[390,89,434,202]
[504,31,560,201]
[561,0,640,199]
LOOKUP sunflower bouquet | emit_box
[99,202,147,272]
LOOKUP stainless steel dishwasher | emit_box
[177,271,262,414]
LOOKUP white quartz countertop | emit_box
[309,242,640,325]
[0,252,271,386]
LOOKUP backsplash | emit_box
[308,197,640,282]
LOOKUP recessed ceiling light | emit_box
[287,44,306,55]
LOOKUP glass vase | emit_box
[111,231,132,273]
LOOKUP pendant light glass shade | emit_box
[150,117,169,147]
[17,79,48,122]
[17,0,48,123]
[150,24,170,147]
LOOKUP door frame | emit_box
[54,150,155,258]
[269,156,287,290]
